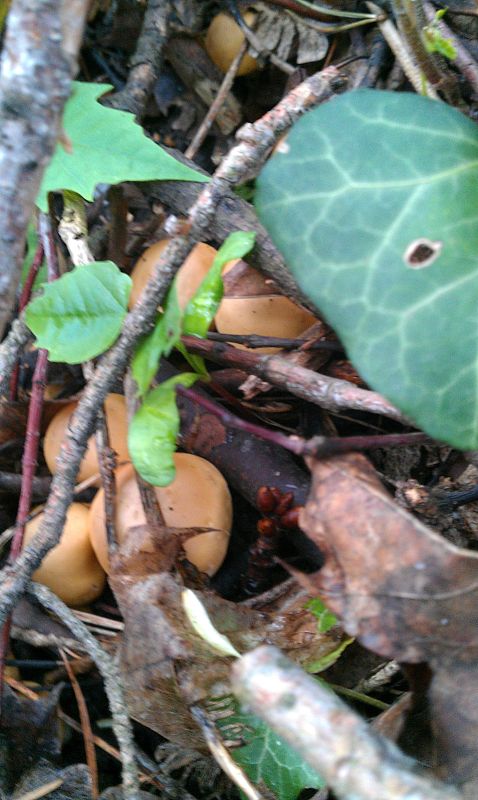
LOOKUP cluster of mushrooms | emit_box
[25,239,316,607]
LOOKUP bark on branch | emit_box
[0,0,89,340]
[232,645,461,800]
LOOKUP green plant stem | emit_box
[324,681,390,710]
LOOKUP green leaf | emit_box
[37,82,208,211]
[128,373,199,486]
[182,231,256,339]
[25,261,131,363]
[306,598,337,634]
[423,26,456,59]
[255,90,478,450]
[218,704,324,800]
[132,283,182,396]
[181,231,256,374]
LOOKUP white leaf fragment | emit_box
[182,588,241,658]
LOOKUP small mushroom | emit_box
[88,453,233,576]
[43,393,129,484]
[22,503,106,606]
[205,10,259,76]
[214,260,317,351]
[129,240,218,310]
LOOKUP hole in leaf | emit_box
[403,238,442,269]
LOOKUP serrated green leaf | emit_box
[218,705,324,800]
[132,282,182,396]
[25,261,131,363]
[128,373,199,486]
[36,82,208,211]
[255,90,478,450]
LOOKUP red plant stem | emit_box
[176,384,430,459]
[1,218,56,705]
[9,242,44,401]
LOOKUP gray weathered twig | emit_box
[232,645,460,800]
[0,0,89,341]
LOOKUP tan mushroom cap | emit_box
[43,393,129,484]
[214,262,317,352]
[205,10,259,76]
[23,503,106,607]
[129,241,218,310]
[88,453,233,576]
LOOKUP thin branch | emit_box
[181,335,407,422]
[28,582,139,800]
[0,0,89,340]
[232,645,461,800]
[176,384,428,458]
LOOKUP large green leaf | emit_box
[255,90,478,449]
[37,82,207,211]
[25,261,131,362]
[217,703,324,800]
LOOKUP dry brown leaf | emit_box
[109,526,345,751]
[297,452,478,791]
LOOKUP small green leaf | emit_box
[306,637,353,673]
[218,704,324,800]
[306,598,337,634]
[25,261,131,363]
[423,26,456,59]
[37,82,208,211]
[183,230,256,339]
[128,373,199,486]
[182,231,256,373]
[255,90,478,450]
[132,283,182,396]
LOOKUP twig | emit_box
[0,65,342,624]
[0,471,51,497]
[367,2,438,96]
[206,331,343,352]
[231,645,461,800]
[0,214,56,708]
[9,241,44,401]
[190,706,265,800]
[0,317,32,392]
[28,582,139,799]
[186,39,248,161]
[176,384,428,458]
[106,0,172,116]
[59,648,99,800]
[0,0,89,340]
[181,335,407,422]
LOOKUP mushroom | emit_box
[214,260,317,351]
[129,240,218,310]
[43,393,129,484]
[22,503,106,606]
[88,453,233,576]
[205,10,259,76]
